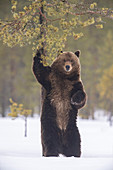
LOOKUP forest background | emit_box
[0,0,113,119]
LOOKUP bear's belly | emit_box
[50,90,71,130]
[49,73,74,130]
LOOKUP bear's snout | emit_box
[66,65,70,71]
[64,61,72,72]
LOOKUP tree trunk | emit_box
[1,100,5,117]
[10,55,16,100]
[1,80,6,117]
[39,1,47,105]
[24,116,27,137]
[108,112,112,126]
[90,108,95,120]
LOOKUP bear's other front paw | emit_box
[71,90,86,106]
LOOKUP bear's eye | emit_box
[70,59,73,62]
[64,59,66,62]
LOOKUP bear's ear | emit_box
[75,50,81,58]
[57,50,63,57]
[58,50,63,54]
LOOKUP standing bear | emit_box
[33,49,86,157]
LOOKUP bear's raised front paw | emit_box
[33,56,38,62]
[71,90,86,105]
[33,49,43,62]
[36,48,44,56]
[36,49,41,57]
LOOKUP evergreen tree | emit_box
[0,0,113,64]
[98,65,113,115]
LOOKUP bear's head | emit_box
[51,51,81,80]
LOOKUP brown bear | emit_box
[33,49,86,157]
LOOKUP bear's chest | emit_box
[49,74,74,130]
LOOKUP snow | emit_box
[0,117,113,170]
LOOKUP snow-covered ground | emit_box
[0,117,113,170]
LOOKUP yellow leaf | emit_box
[90,2,97,9]
[73,32,83,40]
[90,4,94,9]
[93,3,97,6]
[110,14,113,18]
[9,98,14,104]
[12,5,16,11]
[19,104,23,107]
[24,6,28,11]
[19,12,25,16]
[13,102,18,106]
[13,13,19,19]
[95,24,103,29]
[8,113,12,116]
[96,17,102,22]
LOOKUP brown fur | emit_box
[49,73,74,130]
[51,52,80,78]
[33,50,86,157]
[49,52,80,130]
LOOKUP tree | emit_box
[0,0,113,65]
[98,30,113,72]
[0,42,40,117]
[8,98,32,137]
[98,65,113,107]
[97,30,113,116]
[98,65,113,125]
[0,43,11,117]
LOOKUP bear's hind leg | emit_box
[63,143,81,157]
[41,122,61,157]
[43,144,59,157]
[62,128,81,157]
